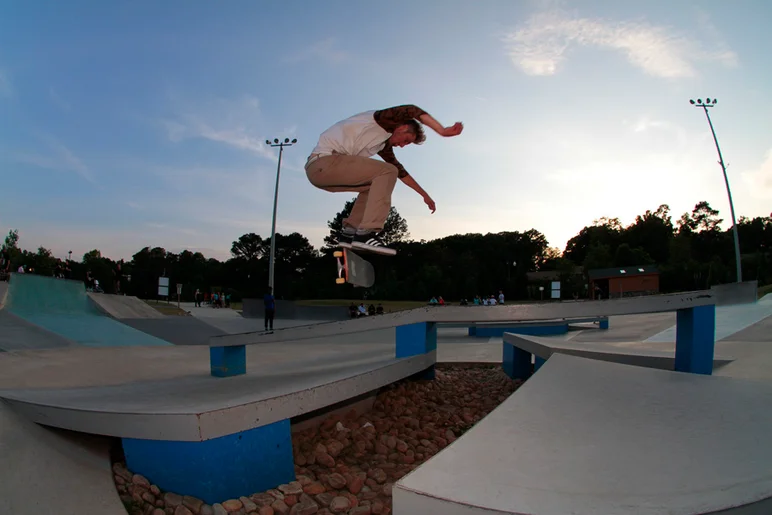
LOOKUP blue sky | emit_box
[1,0,771,262]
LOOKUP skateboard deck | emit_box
[334,248,375,288]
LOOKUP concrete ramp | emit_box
[0,400,126,515]
[88,292,166,319]
[394,354,772,514]
[5,273,171,347]
[0,281,8,306]
[0,310,76,352]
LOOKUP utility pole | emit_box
[265,137,297,292]
[689,97,742,283]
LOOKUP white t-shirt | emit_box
[310,111,391,158]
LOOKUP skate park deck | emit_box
[393,353,772,515]
[2,271,772,513]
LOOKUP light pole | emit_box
[265,137,297,292]
[689,97,742,283]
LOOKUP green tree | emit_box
[323,197,410,251]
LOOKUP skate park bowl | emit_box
[2,275,772,513]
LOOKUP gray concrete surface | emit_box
[710,280,758,305]
[0,400,127,515]
[211,290,716,346]
[504,332,735,371]
[243,298,350,321]
[88,292,167,319]
[0,309,76,352]
[394,353,772,514]
[121,316,228,345]
[1,350,433,441]
[0,281,8,306]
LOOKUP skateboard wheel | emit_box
[333,251,343,257]
[336,278,345,284]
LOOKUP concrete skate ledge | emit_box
[503,333,734,371]
[210,290,714,347]
[0,351,435,441]
[468,316,608,337]
[393,354,772,514]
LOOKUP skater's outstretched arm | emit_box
[374,105,463,137]
[400,175,436,213]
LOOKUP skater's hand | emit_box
[440,122,463,137]
[424,195,436,213]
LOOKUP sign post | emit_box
[176,283,182,309]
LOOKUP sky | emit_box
[1,0,771,263]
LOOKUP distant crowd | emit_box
[430,291,506,306]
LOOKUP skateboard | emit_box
[334,248,375,288]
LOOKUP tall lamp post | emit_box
[689,97,742,283]
[265,137,297,292]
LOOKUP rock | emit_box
[200,505,214,515]
[349,506,371,515]
[278,482,304,496]
[152,509,166,515]
[328,497,350,513]
[258,506,275,515]
[303,482,326,495]
[133,474,151,488]
[212,504,228,515]
[288,493,319,515]
[251,493,278,507]
[347,474,365,495]
[221,499,243,513]
[315,452,335,468]
[327,473,347,490]
[271,499,290,515]
[240,497,258,512]
[164,492,184,508]
[174,506,194,515]
[325,440,345,457]
[151,485,162,496]
[183,495,204,513]
[266,490,285,501]
[382,483,393,497]
[314,492,336,507]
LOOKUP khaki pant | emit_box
[305,154,398,231]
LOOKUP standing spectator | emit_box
[264,287,275,332]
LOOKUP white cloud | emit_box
[158,93,291,162]
[741,149,772,199]
[503,9,738,78]
[10,133,94,183]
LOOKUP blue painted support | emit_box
[534,356,546,372]
[122,419,295,505]
[674,305,716,375]
[396,322,437,379]
[599,318,609,330]
[468,326,477,336]
[503,343,532,380]
[210,346,246,377]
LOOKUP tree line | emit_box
[2,199,770,302]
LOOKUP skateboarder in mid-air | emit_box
[305,104,463,256]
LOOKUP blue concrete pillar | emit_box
[534,356,546,372]
[396,322,437,379]
[468,326,477,336]
[210,346,246,377]
[503,344,532,380]
[122,419,295,505]
[674,305,716,375]
[599,318,609,330]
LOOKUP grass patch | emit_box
[142,300,190,316]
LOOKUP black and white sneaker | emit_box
[352,232,397,256]
[336,231,354,249]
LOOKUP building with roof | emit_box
[588,265,659,299]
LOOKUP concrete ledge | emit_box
[710,280,758,306]
[503,332,734,371]
[0,351,436,441]
[394,354,772,514]
[211,291,714,347]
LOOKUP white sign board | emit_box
[158,277,169,297]
[176,283,182,295]
[551,280,561,300]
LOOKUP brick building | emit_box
[588,265,659,299]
